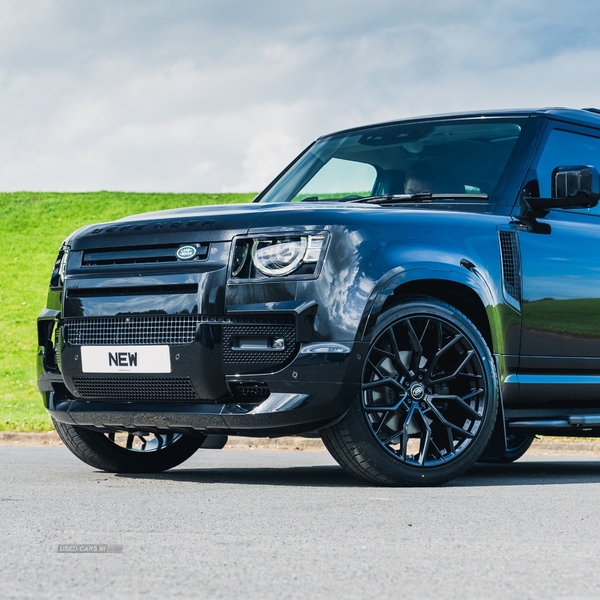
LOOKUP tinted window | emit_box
[536,128,600,214]
[289,158,377,202]
[259,118,526,203]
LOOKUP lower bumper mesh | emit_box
[72,376,199,401]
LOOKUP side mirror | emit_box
[553,165,600,207]
[526,165,600,210]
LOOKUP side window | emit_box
[290,158,377,202]
[536,129,600,214]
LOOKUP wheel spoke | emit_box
[405,318,424,373]
[386,327,412,379]
[419,427,432,466]
[426,402,476,439]
[367,357,391,381]
[429,391,483,420]
[382,428,404,446]
[428,349,474,385]
[395,404,432,464]
[375,412,393,436]
[363,398,407,412]
[362,377,404,392]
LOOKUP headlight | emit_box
[252,238,308,276]
[58,248,70,283]
[49,245,70,287]
[232,233,326,279]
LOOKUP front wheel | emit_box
[321,298,498,486]
[53,419,203,473]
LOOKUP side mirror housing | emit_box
[526,165,600,210]
[553,165,600,206]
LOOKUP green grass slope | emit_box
[1,192,254,431]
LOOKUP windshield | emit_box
[257,117,526,203]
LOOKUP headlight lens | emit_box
[58,248,70,283]
[49,245,70,287]
[232,242,250,277]
[252,238,308,276]
[233,233,326,278]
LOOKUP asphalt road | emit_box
[3,446,600,599]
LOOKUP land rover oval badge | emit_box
[176,245,197,260]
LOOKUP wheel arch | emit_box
[358,266,504,354]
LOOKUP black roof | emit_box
[320,107,600,139]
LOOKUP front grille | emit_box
[65,316,203,346]
[81,243,209,267]
[65,314,299,366]
[72,376,199,401]
[499,231,521,303]
[222,324,296,364]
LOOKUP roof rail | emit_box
[582,107,600,114]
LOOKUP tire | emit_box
[53,418,203,473]
[479,434,535,463]
[321,297,498,486]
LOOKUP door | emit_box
[517,126,600,403]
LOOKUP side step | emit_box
[507,414,600,435]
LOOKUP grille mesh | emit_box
[72,376,199,401]
[64,315,298,366]
[499,231,521,303]
[65,316,202,346]
[222,324,296,364]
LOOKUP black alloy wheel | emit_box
[321,298,498,486]
[53,419,204,473]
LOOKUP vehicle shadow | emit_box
[117,465,364,487]
[115,457,600,488]
[455,458,600,487]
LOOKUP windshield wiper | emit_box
[346,193,489,205]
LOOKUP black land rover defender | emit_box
[38,108,600,485]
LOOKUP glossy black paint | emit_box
[37,108,600,440]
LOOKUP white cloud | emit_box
[1,0,600,191]
[231,128,303,192]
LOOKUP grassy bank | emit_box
[1,192,254,430]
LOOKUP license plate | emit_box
[81,346,171,373]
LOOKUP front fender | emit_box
[357,262,508,353]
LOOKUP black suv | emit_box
[38,108,600,486]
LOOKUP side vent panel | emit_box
[499,231,521,307]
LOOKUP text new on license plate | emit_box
[81,346,171,373]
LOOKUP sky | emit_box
[2,0,600,193]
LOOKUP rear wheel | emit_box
[321,298,498,486]
[53,419,203,473]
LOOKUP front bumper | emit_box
[45,385,357,436]
[38,306,367,435]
